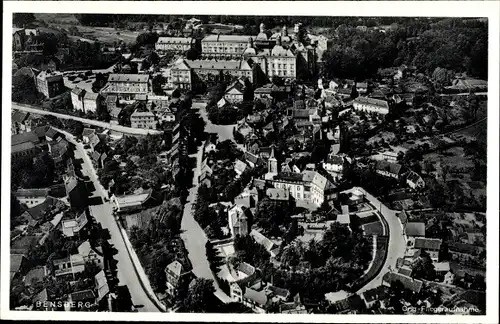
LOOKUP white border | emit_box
[2,1,499,323]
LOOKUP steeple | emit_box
[268,147,278,174]
[248,36,254,48]
[276,35,282,46]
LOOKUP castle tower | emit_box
[268,147,278,174]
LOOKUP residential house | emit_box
[167,59,192,90]
[130,110,156,129]
[106,95,118,111]
[382,271,423,293]
[45,127,62,142]
[322,154,349,180]
[10,254,28,281]
[78,241,104,268]
[234,187,259,209]
[414,238,442,261]
[88,133,104,152]
[165,260,192,297]
[11,132,40,161]
[23,266,48,287]
[36,70,64,98]
[375,160,403,179]
[100,74,150,101]
[65,176,88,211]
[15,188,49,208]
[250,229,280,258]
[353,97,390,115]
[52,254,85,278]
[111,189,153,214]
[12,111,32,134]
[68,290,95,310]
[82,128,96,144]
[61,210,89,238]
[228,204,250,237]
[406,171,425,190]
[94,270,111,304]
[49,137,70,167]
[224,79,246,103]
[404,222,425,238]
[356,82,369,95]
[234,159,248,177]
[361,286,389,309]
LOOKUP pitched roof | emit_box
[383,272,423,293]
[108,74,149,83]
[185,59,252,71]
[244,151,260,165]
[24,266,46,285]
[95,270,110,302]
[202,34,255,43]
[71,87,85,96]
[82,128,96,137]
[250,229,276,251]
[70,289,95,301]
[166,260,184,277]
[414,237,442,250]
[405,222,425,237]
[234,159,247,174]
[10,254,26,273]
[157,36,193,44]
[406,171,423,183]
[12,111,30,123]
[12,132,39,146]
[354,96,390,110]
[15,188,49,198]
[375,160,402,175]
[448,242,481,255]
[266,188,289,201]
[244,287,268,306]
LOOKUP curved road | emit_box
[61,129,162,312]
[354,187,407,294]
[12,102,163,136]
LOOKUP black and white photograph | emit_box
[2,1,499,322]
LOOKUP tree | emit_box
[96,103,111,122]
[206,241,224,273]
[179,278,217,312]
[152,74,166,95]
[13,13,36,28]
[12,74,42,104]
[412,250,436,281]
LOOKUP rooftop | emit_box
[405,222,425,237]
[354,96,390,109]
[383,272,423,293]
[108,74,149,83]
[414,237,442,250]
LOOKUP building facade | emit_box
[101,74,150,100]
[36,71,64,98]
[353,97,390,115]
[155,37,196,52]
[201,34,255,58]
[130,110,156,129]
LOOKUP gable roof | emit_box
[70,289,95,301]
[10,254,26,273]
[108,74,149,83]
[375,160,402,175]
[250,229,276,252]
[354,96,390,110]
[414,237,442,250]
[383,272,423,293]
[405,222,425,237]
[244,287,268,306]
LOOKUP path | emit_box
[354,187,407,294]
[12,102,163,136]
[61,129,163,312]
[180,141,232,303]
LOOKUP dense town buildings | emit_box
[100,74,150,100]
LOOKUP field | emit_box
[35,13,80,24]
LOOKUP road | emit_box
[12,102,163,136]
[61,129,163,312]
[354,187,407,294]
[180,141,233,304]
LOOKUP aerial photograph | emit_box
[8,12,488,315]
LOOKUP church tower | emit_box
[268,147,278,174]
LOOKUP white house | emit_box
[406,171,425,190]
[224,79,246,103]
[353,97,390,115]
[15,188,49,208]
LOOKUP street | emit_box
[62,129,163,312]
[12,102,163,136]
[354,187,407,294]
[180,142,233,304]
